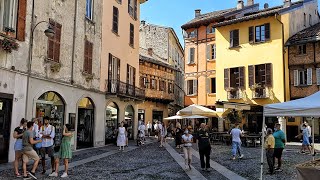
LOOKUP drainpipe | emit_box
[275,14,286,102]
[205,26,208,106]
[196,27,199,105]
[70,0,78,84]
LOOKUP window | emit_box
[249,24,270,43]
[140,77,148,88]
[108,53,120,80]
[316,68,320,85]
[207,26,215,34]
[127,64,135,86]
[129,23,134,47]
[206,44,216,60]
[248,63,272,87]
[187,30,197,38]
[224,67,245,89]
[309,14,312,26]
[151,79,157,90]
[112,6,119,34]
[168,83,173,93]
[48,19,62,62]
[84,40,93,74]
[128,0,137,20]
[159,80,166,91]
[294,68,312,86]
[85,0,93,20]
[230,29,239,47]
[210,78,216,93]
[186,80,197,95]
[304,13,306,26]
[298,44,307,55]
[187,48,195,64]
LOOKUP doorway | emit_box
[0,93,13,164]
[77,97,94,149]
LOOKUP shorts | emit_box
[303,139,310,146]
[14,139,23,151]
[273,148,284,159]
[22,150,40,163]
[40,146,54,158]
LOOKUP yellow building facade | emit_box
[215,0,319,133]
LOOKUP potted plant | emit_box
[0,37,19,53]
[50,63,61,73]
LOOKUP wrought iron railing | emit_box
[106,79,145,100]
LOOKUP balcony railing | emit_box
[252,87,269,99]
[106,79,145,101]
[227,88,242,100]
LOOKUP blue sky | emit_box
[140,0,317,45]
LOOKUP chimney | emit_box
[195,9,201,18]
[147,48,153,56]
[237,0,244,10]
[141,20,146,26]
[247,0,254,6]
[283,0,291,8]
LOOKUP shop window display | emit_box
[77,98,94,149]
[125,105,134,140]
[105,102,118,144]
[36,92,65,146]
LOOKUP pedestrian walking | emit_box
[196,123,211,171]
[159,123,167,147]
[230,123,244,160]
[22,121,42,179]
[157,121,163,144]
[49,124,73,178]
[117,122,127,151]
[154,121,158,138]
[39,116,55,174]
[182,128,193,170]
[138,121,146,145]
[295,124,312,154]
[13,118,27,178]
[265,128,275,175]
[273,123,286,172]
[175,123,182,149]
[147,121,152,137]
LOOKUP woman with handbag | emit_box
[13,118,27,177]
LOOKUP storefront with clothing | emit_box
[105,102,119,144]
[35,91,65,146]
[77,97,95,149]
[0,93,13,164]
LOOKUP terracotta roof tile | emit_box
[287,22,320,45]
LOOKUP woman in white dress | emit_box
[117,122,126,150]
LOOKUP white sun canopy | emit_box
[177,104,217,117]
[264,91,320,117]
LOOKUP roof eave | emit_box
[286,36,320,46]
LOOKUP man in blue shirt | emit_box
[273,123,286,171]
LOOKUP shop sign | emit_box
[0,102,3,110]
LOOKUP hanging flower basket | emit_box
[0,37,19,53]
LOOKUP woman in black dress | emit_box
[175,123,183,148]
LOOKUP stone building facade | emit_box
[286,22,320,141]
[139,22,184,116]
[138,49,175,126]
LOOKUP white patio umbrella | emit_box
[163,115,184,120]
[177,104,217,117]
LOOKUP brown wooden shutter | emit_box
[54,22,62,62]
[108,54,112,80]
[117,57,120,80]
[88,42,93,74]
[127,64,129,84]
[134,0,137,20]
[249,26,254,44]
[234,30,239,47]
[48,19,55,60]
[239,66,245,88]
[17,0,27,41]
[248,65,255,87]
[133,67,136,87]
[265,23,270,40]
[265,63,272,87]
[84,40,88,72]
[224,68,230,89]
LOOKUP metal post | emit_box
[260,115,266,180]
[312,117,315,160]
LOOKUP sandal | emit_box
[15,173,22,178]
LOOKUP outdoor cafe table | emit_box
[242,134,261,147]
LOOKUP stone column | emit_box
[218,117,224,132]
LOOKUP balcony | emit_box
[145,89,174,104]
[106,79,145,101]
[227,88,242,100]
[252,87,269,99]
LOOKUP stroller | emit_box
[136,130,145,146]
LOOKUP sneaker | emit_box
[28,172,37,179]
[49,172,58,177]
[23,176,32,180]
[15,173,22,178]
[232,157,236,160]
[275,168,282,172]
[201,168,206,171]
[266,171,274,175]
[185,165,189,170]
[206,167,212,172]
[61,172,68,178]
[41,170,46,175]
[239,154,244,159]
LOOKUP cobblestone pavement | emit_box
[209,143,320,180]
[0,141,189,180]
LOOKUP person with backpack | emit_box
[196,123,212,171]
[22,121,42,179]
[39,116,55,174]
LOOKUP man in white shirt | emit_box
[157,121,163,142]
[230,123,244,160]
[138,121,146,144]
[39,116,55,174]
[32,118,40,138]
[154,121,158,138]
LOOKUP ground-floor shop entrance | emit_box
[77,98,94,149]
[105,102,119,144]
[0,93,12,164]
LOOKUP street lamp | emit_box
[25,21,55,118]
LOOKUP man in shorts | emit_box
[273,123,286,172]
[39,116,55,174]
[22,121,42,179]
